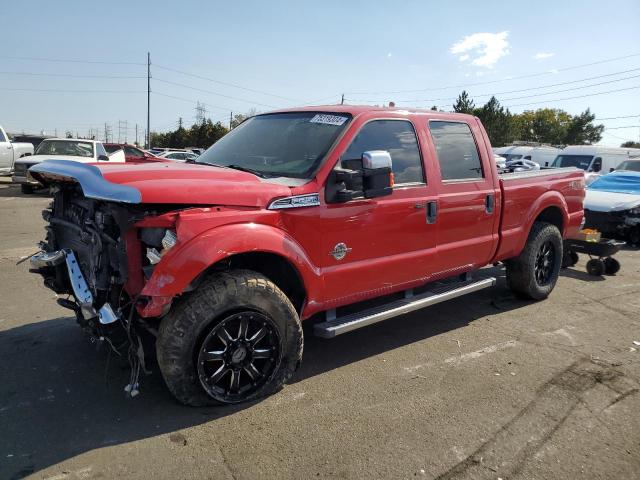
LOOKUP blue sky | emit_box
[2,0,639,146]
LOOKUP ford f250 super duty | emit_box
[27,106,585,406]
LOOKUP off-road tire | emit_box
[156,270,303,406]
[21,184,33,194]
[506,221,563,300]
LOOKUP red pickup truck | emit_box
[28,106,584,406]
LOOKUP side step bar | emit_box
[313,277,496,338]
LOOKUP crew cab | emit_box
[12,138,124,193]
[0,125,34,175]
[27,106,584,406]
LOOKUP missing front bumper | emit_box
[30,249,119,324]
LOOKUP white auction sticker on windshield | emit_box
[309,114,349,126]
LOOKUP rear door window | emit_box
[428,121,483,181]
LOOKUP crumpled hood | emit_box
[584,189,640,212]
[29,160,293,207]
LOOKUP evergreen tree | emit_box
[453,90,475,114]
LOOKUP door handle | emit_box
[426,201,438,224]
[485,194,495,214]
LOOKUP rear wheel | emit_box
[156,270,303,406]
[506,221,563,300]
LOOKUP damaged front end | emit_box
[28,161,181,396]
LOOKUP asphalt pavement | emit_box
[1,177,638,480]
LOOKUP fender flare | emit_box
[140,223,322,303]
[515,190,569,254]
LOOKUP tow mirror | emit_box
[326,150,393,203]
[361,150,393,199]
[609,167,615,173]
[97,154,109,161]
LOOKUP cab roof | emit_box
[268,104,476,121]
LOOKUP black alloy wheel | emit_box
[197,311,281,403]
[535,241,556,286]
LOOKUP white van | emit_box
[493,145,560,167]
[551,145,640,184]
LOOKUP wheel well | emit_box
[209,252,306,314]
[535,206,564,234]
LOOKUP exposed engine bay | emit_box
[30,184,178,396]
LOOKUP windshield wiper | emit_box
[220,164,271,178]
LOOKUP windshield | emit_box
[551,154,593,170]
[616,160,640,172]
[503,154,523,161]
[104,144,121,154]
[196,112,351,178]
[36,140,94,158]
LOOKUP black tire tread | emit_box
[156,269,303,406]
[506,221,562,300]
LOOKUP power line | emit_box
[0,55,145,66]
[504,85,640,108]
[602,125,640,130]
[154,64,300,103]
[345,52,640,95]
[596,115,640,120]
[0,87,144,93]
[154,77,277,108]
[153,91,234,113]
[0,71,145,79]
[381,67,640,104]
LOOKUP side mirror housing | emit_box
[361,150,393,199]
[97,154,109,161]
[609,167,615,173]
[325,150,394,203]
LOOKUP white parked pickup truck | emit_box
[0,125,35,175]
[12,138,124,193]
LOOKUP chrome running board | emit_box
[313,277,496,338]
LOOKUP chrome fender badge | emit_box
[330,242,352,261]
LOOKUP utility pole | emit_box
[146,52,151,149]
[195,101,206,125]
[229,111,233,129]
[341,94,344,105]
[178,117,183,129]
[135,124,138,145]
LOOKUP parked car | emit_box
[12,138,123,193]
[104,143,165,163]
[493,145,560,167]
[0,125,35,175]
[614,158,640,172]
[157,150,199,162]
[583,170,640,245]
[28,106,584,405]
[9,133,55,150]
[551,145,640,185]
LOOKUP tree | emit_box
[230,109,258,129]
[621,141,640,148]
[150,117,229,149]
[564,109,603,145]
[453,90,475,114]
[474,96,513,147]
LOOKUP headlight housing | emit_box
[141,228,177,265]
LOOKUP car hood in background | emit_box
[584,189,640,212]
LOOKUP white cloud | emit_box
[387,52,392,58]
[450,31,510,68]
[533,52,554,60]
